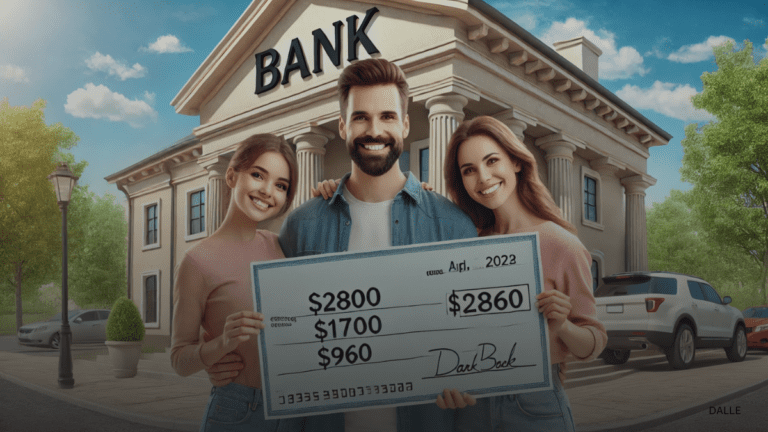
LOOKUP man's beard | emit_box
[348,135,402,177]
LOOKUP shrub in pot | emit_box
[105,297,145,378]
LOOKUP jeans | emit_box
[456,364,575,432]
[201,383,302,432]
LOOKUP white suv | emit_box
[594,272,747,369]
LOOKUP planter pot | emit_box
[105,340,142,378]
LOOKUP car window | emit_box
[98,311,110,320]
[687,281,706,301]
[652,277,677,295]
[700,284,722,304]
[595,276,676,297]
[743,307,768,318]
[79,311,99,322]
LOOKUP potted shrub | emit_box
[105,297,145,378]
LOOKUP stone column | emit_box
[289,127,335,209]
[621,174,656,271]
[495,108,538,142]
[535,134,579,225]
[199,156,230,235]
[425,95,468,197]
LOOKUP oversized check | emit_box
[251,233,552,419]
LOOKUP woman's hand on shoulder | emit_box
[536,290,572,335]
[221,310,265,352]
[435,388,476,409]
[421,182,433,191]
[311,179,341,200]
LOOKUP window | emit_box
[700,283,722,304]
[77,311,99,322]
[185,187,207,241]
[142,271,160,328]
[687,281,706,301]
[142,200,161,250]
[591,259,599,292]
[596,276,677,297]
[420,148,429,183]
[190,189,205,234]
[408,138,429,184]
[589,251,605,293]
[584,176,597,222]
[398,151,410,174]
[146,205,157,244]
[580,166,603,230]
[98,310,110,320]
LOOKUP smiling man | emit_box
[277,58,478,432]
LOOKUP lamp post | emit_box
[48,162,78,389]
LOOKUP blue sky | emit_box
[2,0,766,208]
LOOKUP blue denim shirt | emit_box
[278,171,477,432]
[279,172,477,257]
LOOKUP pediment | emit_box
[171,0,474,126]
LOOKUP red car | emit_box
[743,305,768,351]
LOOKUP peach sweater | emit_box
[502,221,608,364]
[170,230,284,388]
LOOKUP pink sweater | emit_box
[170,230,284,388]
[503,221,607,364]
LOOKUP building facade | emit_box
[106,0,671,346]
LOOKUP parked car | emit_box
[742,305,768,351]
[594,272,746,369]
[17,309,111,349]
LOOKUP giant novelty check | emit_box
[251,233,552,419]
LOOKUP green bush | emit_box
[106,297,145,342]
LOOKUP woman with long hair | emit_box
[171,134,302,432]
[444,116,607,431]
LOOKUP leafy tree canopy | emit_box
[679,38,768,303]
[0,99,87,328]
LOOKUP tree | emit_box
[66,185,127,307]
[647,190,761,309]
[0,99,84,331]
[680,38,768,303]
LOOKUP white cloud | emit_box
[85,52,146,80]
[515,14,538,32]
[64,83,157,128]
[1,64,29,83]
[540,18,648,80]
[616,81,714,122]
[668,36,735,63]
[141,35,193,54]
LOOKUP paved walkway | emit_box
[0,345,766,431]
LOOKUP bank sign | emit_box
[254,7,380,94]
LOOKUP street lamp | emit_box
[48,162,78,389]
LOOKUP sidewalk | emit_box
[0,345,767,431]
[566,349,768,431]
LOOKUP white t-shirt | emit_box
[343,186,397,432]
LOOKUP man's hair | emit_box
[337,58,409,119]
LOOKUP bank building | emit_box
[106,0,671,346]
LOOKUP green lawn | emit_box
[0,311,57,336]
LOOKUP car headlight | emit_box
[755,324,768,333]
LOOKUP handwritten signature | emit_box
[428,342,521,377]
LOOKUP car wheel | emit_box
[667,323,695,369]
[602,349,631,365]
[725,326,747,362]
[49,333,60,350]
